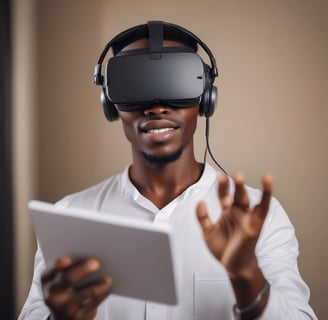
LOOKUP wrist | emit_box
[230,266,269,319]
[227,253,259,281]
[233,279,270,320]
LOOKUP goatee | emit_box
[141,147,183,165]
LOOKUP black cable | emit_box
[204,116,228,176]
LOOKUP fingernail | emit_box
[234,173,244,183]
[222,196,232,207]
[87,259,100,271]
[56,256,73,267]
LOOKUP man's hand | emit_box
[41,256,112,320]
[196,173,272,279]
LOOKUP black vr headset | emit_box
[93,21,219,121]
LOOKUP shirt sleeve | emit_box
[17,243,51,320]
[255,197,318,319]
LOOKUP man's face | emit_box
[118,39,200,165]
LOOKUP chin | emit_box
[141,147,183,165]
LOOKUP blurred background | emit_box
[1,0,327,318]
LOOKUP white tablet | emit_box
[28,200,178,305]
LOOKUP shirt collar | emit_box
[119,163,219,213]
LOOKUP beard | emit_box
[141,147,183,165]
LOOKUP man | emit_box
[19,21,317,320]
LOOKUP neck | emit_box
[129,147,203,209]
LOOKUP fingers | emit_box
[233,173,250,210]
[46,276,112,320]
[262,173,273,195]
[256,173,273,217]
[219,173,249,211]
[78,277,112,306]
[73,277,112,318]
[196,201,214,233]
[218,173,273,216]
[218,174,232,209]
[41,256,74,285]
[64,259,101,288]
[42,257,112,320]
[43,258,101,293]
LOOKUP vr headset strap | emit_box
[148,21,164,52]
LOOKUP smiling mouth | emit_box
[146,128,175,134]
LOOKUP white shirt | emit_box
[19,163,317,319]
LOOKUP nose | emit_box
[143,104,172,116]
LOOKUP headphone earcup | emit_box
[101,87,119,122]
[199,85,217,118]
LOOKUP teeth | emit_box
[148,128,174,134]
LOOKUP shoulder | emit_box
[55,168,129,210]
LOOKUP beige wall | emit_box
[14,0,328,318]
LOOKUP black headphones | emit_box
[93,21,219,122]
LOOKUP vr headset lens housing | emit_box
[104,50,207,111]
